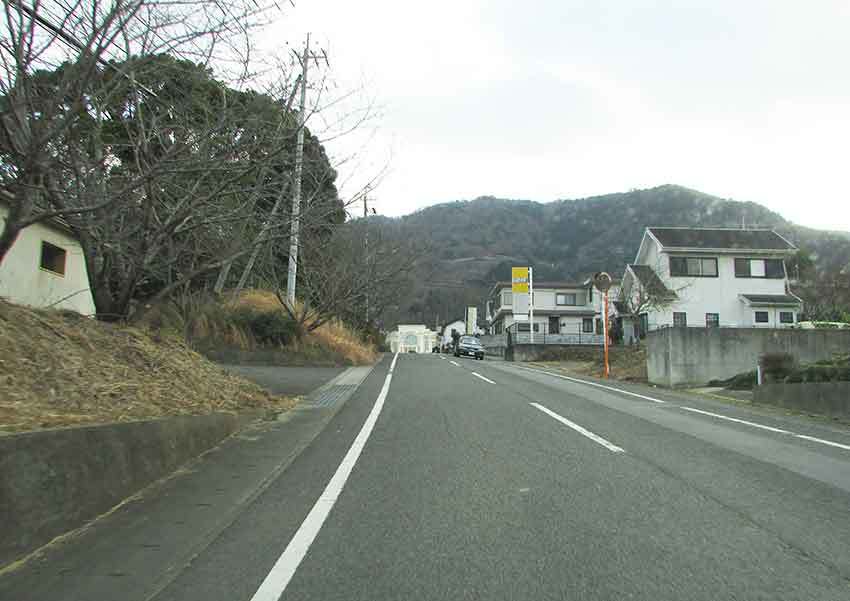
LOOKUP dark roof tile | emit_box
[648,227,795,251]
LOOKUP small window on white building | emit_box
[556,293,577,306]
[754,311,769,324]
[40,241,67,276]
[673,312,687,327]
[501,291,513,306]
[706,313,720,328]
[582,318,594,333]
[780,312,794,324]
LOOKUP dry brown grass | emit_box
[222,290,378,365]
[0,300,297,434]
[530,346,648,382]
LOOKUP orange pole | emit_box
[603,291,610,378]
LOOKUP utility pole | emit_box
[285,34,328,308]
[363,187,370,325]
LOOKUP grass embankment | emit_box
[0,299,296,434]
[528,346,648,382]
[143,289,378,366]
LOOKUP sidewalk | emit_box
[0,361,381,601]
[220,364,345,396]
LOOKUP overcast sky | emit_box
[264,1,850,230]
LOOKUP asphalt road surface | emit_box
[3,353,850,601]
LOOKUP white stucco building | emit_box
[0,204,96,315]
[485,280,605,344]
[620,227,802,337]
[387,324,438,353]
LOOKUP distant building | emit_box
[440,319,466,347]
[0,203,96,315]
[387,325,438,353]
[485,280,603,340]
[620,227,802,337]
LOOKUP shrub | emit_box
[759,352,796,382]
[229,307,300,347]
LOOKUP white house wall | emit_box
[0,206,96,315]
[631,235,798,329]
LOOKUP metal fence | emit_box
[480,324,605,347]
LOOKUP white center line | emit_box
[449,360,460,367]
[530,402,625,453]
[513,365,666,404]
[679,406,791,434]
[249,353,398,601]
[471,372,495,384]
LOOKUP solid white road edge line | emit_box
[389,352,399,373]
[514,364,850,453]
[530,402,625,453]
[678,406,790,434]
[794,434,850,451]
[449,360,460,366]
[513,365,666,404]
[249,352,398,601]
[471,372,495,384]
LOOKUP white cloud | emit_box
[258,0,850,230]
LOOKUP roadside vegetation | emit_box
[709,353,850,391]
[528,346,648,382]
[141,290,378,366]
[0,299,297,434]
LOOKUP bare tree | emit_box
[619,262,686,338]
[0,0,276,263]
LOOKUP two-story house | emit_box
[486,280,602,338]
[620,227,802,337]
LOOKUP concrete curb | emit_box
[0,411,266,569]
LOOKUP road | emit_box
[3,353,850,600]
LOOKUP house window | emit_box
[40,241,67,276]
[556,293,577,306]
[517,323,530,332]
[705,313,720,328]
[734,258,751,277]
[780,311,795,324]
[582,318,594,333]
[533,323,540,333]
[765,259,785,279]
[673,312,687,327]
[735,258,785,279]
[501,291,513,306]
[754,311,769,324]
[670,256,718,277]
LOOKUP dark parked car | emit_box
[454,335,484,360]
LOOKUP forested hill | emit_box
[383,185,850,326]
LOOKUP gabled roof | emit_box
[646,227,796,252]
[627,264,677,300]
[488,280,589,297]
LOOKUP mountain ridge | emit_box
[381,185,850,326]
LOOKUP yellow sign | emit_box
[511,267,529,293]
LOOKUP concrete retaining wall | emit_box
[755,382,850,418]
[505,344,602,362]
[0,412,259,568]
[647,327,850,387]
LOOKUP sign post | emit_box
[593,272,613,379]
[511,266,533,343]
